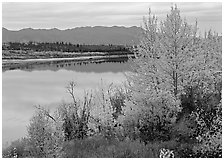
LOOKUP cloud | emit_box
[2,2,222,34]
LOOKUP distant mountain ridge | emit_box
[2,26,142,45]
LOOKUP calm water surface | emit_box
[2,60,130,146]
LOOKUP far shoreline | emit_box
[2,53,134,72]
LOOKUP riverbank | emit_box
[2,50,133,60]
[2,51,133,71]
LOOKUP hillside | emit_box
[2,26,142,45]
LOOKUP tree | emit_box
[26,108,57,157]
[89,82,127,141]
[122,5,221,144]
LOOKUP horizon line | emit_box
[2,25,141,31]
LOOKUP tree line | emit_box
[2,42,132,53]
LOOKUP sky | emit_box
[2,2,222,35]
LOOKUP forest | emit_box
[2,6,222,158]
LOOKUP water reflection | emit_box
[3,57,130,73]
[2,60,129,146]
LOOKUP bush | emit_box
[2,138,29,158]
[172,85,222,158]
[61,81,93,140]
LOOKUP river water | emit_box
[2,59,130,146]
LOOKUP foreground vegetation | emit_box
[2,6,222,158]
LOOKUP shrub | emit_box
[192,100,222,158]
[26,108,59,158]
[89,82,127,140]
[2,138,29,158]
[61,81,93,140]
[172,85,222,158]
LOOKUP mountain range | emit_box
[2,26,142,45]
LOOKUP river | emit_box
[2,58,130,147]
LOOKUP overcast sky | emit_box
[2,2,222,35]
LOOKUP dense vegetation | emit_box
[2,42,133,60]
[2,42,131,53]
[2,6,222,158]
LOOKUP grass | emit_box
[61,136,163,158]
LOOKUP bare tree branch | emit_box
[35,105,56,122]
[66,81,77,105]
